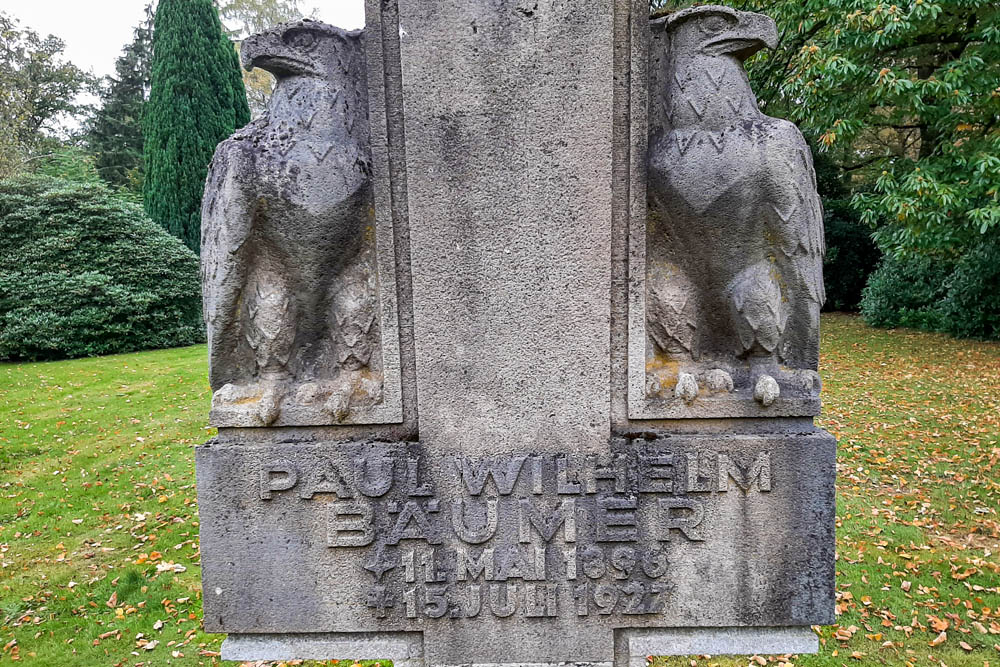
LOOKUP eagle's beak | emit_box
[706,11,779,60]
[240,30,308,74]
[241,31,277,71]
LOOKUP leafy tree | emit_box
[86,5,153,192]
[143,0,250,253]
[0,12,91,178]
[218,0,312,37]
[823,201,882,311]
[218,0,316,116]
[804,144,880,312]
[30,144,102,184]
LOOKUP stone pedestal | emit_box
[198,429,834,663]
[196,0,836,663]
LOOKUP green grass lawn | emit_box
[2,313,998,666]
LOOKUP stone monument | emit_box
[196,3,836,665]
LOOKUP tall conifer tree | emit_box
[143,0,250,253]
[87,5,153,192]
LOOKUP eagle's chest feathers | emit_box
[652,59,771,214]
[254,118,370,215]
[238,115,372,259]
[651,125,768,215]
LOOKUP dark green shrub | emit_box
[940,237,1000,340]
[859,254,952,331]
[822,199,881,312]
[809,141,882,312]
[0,175,203,361]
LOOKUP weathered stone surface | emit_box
[196,430,834,664]
[221,632,423,665]
[202,21,403,428]
[629,6,826,420]
[395,0,614,453]
[624,626,819,663]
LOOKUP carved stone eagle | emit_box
[201,21,381,425]
[647,6,825,405]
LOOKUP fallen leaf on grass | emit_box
[155,561,186,573]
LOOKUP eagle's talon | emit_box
[753,374,780,407]
[258,381,286,425]
[704,369,734,393]
[323,393,351,422]
[675,372,699,404]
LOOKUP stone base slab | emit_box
[221,626,817,664]
[221,632,423,665]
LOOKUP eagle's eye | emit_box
[699,15,733,35]
[284,29,317,51]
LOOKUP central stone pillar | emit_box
[397,0,614,453]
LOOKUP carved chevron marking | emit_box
[785,159,809,202]
[673,71,687,92]
[687,98,706,120]
[302,109,320,130]
[275,132,295,158]
[705,132,725,153]
[665,102,677,126]
[675,131,699,155]
[771,201,799,223]
[726,96,743,114]
[798,148,814,178]
[704,68,725,90]
[308,143,337,163]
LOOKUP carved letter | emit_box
[259,460,298,499]
[457,547,495,581]
[595,496,638,542]
[685,451,714,493]
[525,583,559,617]
[518,498,577,543]
[583,454,628,494]
[489,584,517,617]
[386,500,442,545]
[530,456,544,494]
[406,456,433,496]
[327,500,374,547]
[451,498,499,544]
[464,585,482,617]
[299,461,354,499]
[657,498,705,542]
[639,454,674,493]
[556,456,582,494]
[458,455,527,495]
[717,452,772,492]
[354,455,394,497]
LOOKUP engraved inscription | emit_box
[252,447,774,621]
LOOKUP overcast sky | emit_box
[4,0,367,80]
